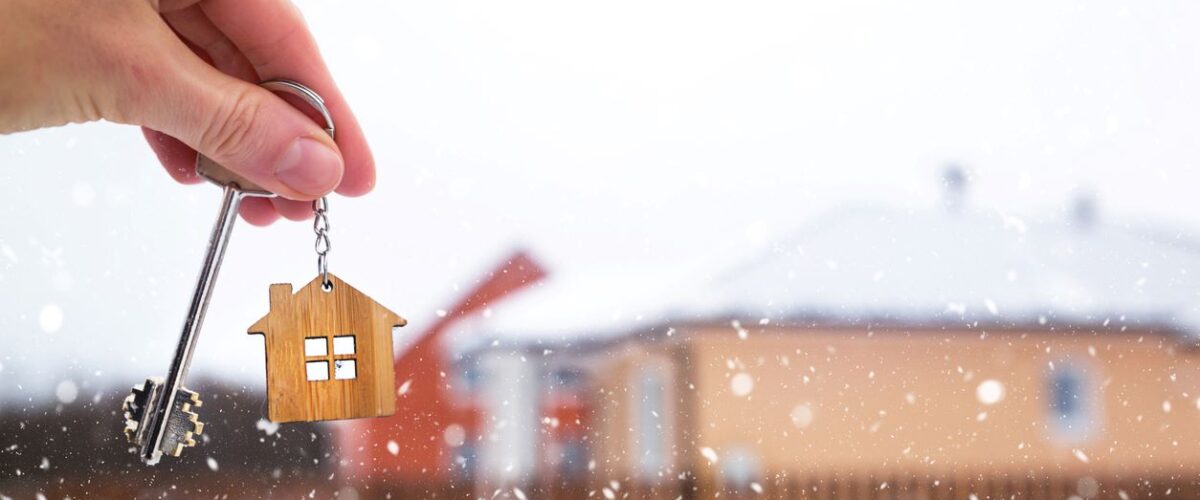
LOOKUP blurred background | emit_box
[4,0,1200,498]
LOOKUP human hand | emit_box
[0,0,374,225]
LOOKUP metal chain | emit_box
[313,196,331,290]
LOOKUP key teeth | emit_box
[122,380,157,446]
[183,407,204,434]
[167,442,185,457]
[165,425,201,457]
[121,395,135,416]
[186,391,203,409]
[123,421,139,442]
[159,390,204,458]
[120,378,205,459]
[184,409,204,438]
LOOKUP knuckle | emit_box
[241,20,307,65]
[199,88,263,162]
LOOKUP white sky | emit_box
[3,0,1200,400]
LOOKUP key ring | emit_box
[260,80,336,140]
[195,79,338,289]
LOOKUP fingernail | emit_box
[273,137,342,197]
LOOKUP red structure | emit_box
[339,251,547,481]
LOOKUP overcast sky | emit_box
[4,0,1200,401]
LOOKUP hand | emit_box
[0,0,375,225]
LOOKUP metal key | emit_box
[122,80,335,465]
[122,377,203,458]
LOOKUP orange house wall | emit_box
[638,325,1200,480]
[586,325,1200,482]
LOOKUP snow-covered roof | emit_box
[455,203,1200,345]
[684,206,1200,335]
[445,267,691,350]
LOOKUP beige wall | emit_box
[589,344,681,481]
[674,325,1200,480]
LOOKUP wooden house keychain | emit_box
[246,197,408,423]
[121,80,405,465]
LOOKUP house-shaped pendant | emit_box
[248,273,407,423]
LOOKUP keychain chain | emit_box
[313,196,331,290]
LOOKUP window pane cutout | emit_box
[306,361,329,381]
[304,337,327,357]
[333,335,356,355]
[335,360,357,380]
[305,334,356,382]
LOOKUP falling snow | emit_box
[54,380,77,404]
[976,379,1005,405]
[3,10,1200,498]
[730,372,754,397]
[732,320,749,340]
[255,419,280,436]
[790,404,814,429]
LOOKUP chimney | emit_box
[941,164,968,212]
[1071,190,1099,231]
[269,283,293,308]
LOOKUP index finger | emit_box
[197,0,376,197]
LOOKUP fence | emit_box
[357,472,1200,499]
[6,470,1197,498]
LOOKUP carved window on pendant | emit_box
[304,335,357,381]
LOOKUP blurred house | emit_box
[9,183,1200,498]
[339,251,546,483]
[445,190,1200,496]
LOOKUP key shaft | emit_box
[140,185,242,464]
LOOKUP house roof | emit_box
[248,273,407,334]
[684,205,1200,337]
[454,202,1200,346]
[443,267,689,354]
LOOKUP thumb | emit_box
[131,57,344,200]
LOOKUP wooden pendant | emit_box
[248,273,407,423]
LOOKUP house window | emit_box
[305,360,329,381]
[1045,362,1097,444]
[633,368,667,480]
[304,335,357,381]
[454,442,479,480]
[721,447,762,490]
[1050,371,1081,417]
[551,368,584,389]
[559,438,588,478]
